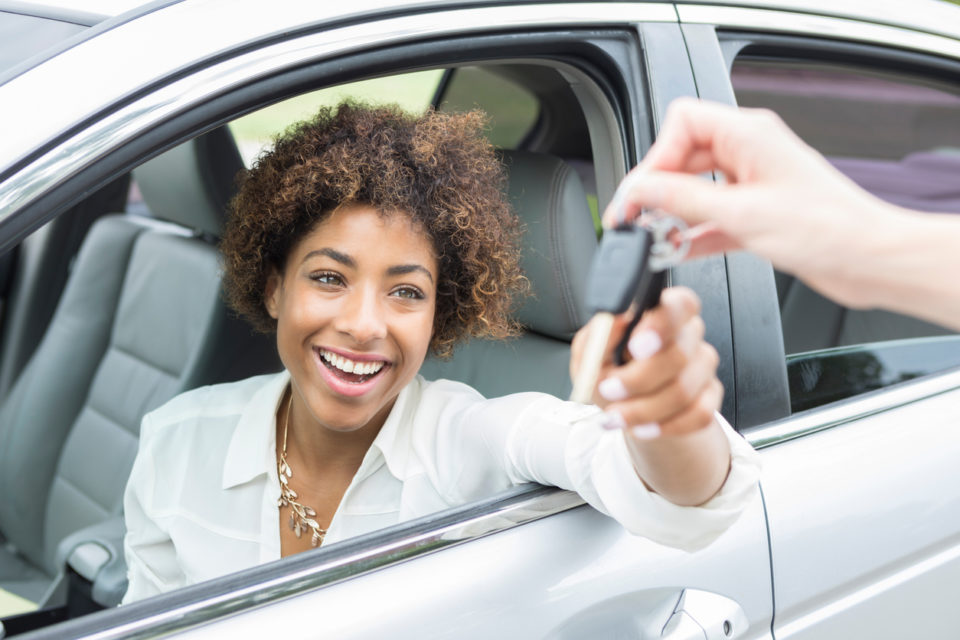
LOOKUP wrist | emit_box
[806,197,908,311]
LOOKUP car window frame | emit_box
[0,10,674,638]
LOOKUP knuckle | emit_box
[703,343,720,369]
[690,315,706,340]
[670,379,695,408]
[753,107,786,129]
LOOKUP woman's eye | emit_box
[391,286,424,300]
[311,272,344,286]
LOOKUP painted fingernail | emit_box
[628,330,662,360]
[631,424,662,439]
[598,377,628,401]
[601,410,627,431]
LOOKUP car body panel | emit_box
[3,0,960,638]
[758,384,960,639]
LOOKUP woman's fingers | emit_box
[596,315,704,401]
[656,378,724,438]
[602,342,719,430]
[583,286,720,438]
[569,312,634,381]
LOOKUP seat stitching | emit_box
[82,401,141,439]
[110,343,183,380]
[548,162,579,333]
[50,473,112,516]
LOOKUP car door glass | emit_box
[731,57,960,412]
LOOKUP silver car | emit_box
[1,1,960,638]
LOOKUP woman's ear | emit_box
[264,268,282,320]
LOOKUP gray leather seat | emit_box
[420,150,597,398]
[0,127,278,608]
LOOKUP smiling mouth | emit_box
[317,348,388,384]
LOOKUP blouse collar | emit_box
[221,370,422,489]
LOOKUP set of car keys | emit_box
[569,210,690,405]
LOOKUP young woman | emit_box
[122,103,759,602]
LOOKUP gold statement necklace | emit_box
[277,390,327,547]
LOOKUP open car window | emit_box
[0,15,645,634]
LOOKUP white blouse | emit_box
[122,371,760,603]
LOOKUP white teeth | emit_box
[320,350,385,376]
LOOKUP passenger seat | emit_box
[420,150,597,398]
[0,127,278,610]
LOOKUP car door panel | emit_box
[171,499,773,639]
[756,381,960,638]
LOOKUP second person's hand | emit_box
[602,97,909,312]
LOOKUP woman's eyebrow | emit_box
[387,264,434,284]
[303,248,354,267]
[303,249,433,283]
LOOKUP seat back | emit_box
[778,274,953,354]
[0,127,278,579]
[420,150,597,398]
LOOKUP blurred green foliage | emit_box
[229,70,444,162]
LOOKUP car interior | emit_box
[0,61,607,633]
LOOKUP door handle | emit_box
[661,589,748,640]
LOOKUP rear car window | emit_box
[731,56,960,412]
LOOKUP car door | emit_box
[678,4,960,638]
[1,3,773,639]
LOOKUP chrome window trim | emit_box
[746,368,960,450]
[50,486,585,640]
[0,1,674,178]
[676,5,960,61]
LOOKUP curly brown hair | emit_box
[220,102,528,358]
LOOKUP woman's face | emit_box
[266,204,438,434]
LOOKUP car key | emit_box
[569,213,687,405]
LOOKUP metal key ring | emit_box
[638,209,690,271]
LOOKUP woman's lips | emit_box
[314,347,390,397]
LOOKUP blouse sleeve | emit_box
[121,414,186,603]
[460,392,761,552]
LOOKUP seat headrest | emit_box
[502,150,598,340]
[132,126,244,237]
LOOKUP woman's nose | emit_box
[335,286,387,343]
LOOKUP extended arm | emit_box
[570,287,733,507]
